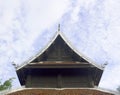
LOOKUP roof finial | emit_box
[58,24,60,31]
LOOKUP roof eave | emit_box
[17,31,104,71]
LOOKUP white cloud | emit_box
[22,0,70,36]
[61,0,120,90]
[0,0,120,91]
[100,64,120,90]
[0,0,70,64]
[0,0,70,89]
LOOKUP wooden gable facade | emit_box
[7,30,115,95]
[17,33,103,89]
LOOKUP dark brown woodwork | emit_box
[16,34,104,95]
[31,35,87,62]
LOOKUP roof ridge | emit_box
[17,29,104,70]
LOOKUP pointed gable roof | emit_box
[17,31,104,70]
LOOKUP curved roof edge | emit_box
[6,87,117,95]
[17,31,104,70]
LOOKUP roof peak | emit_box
[17,27,104,70]
[58,24,60,31]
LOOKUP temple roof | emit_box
[17,30,104,70]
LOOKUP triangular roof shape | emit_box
[17,31,104,70]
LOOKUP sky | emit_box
[0,0,120,91]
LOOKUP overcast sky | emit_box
[0,0,120,91]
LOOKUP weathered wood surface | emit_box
[7,89,114,95]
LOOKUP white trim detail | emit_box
[17,31,104,70]
[6,87,117,95]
